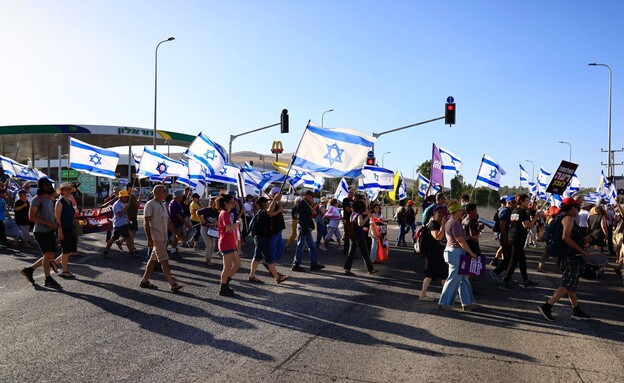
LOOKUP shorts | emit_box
[252,235,274,264]
[221,248,237,255]
[561,257,583,292]
[111,225,131,241]
[60,229,78,253]
[149,240,169,262]
[34,231,57,253]
[128,220,138,232]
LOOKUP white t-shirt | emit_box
[144,199,168,241]
[578,210,589,228]
[244,202,254,217]
[325,205,341,228]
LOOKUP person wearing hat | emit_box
[489,195,517,281]
[406,200,417,244]
[292,190,324,272]
[538,197,591,321]
[13,189,34,247]
[103,189,134,255]
[20,177,62,288]
[578,201,592,235]
[168,189,192,256]
[438,201,478,311]
[248,196,289,284]
[537,205,563,273]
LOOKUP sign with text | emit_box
[545,160,578,195]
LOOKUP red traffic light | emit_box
[446,104,454,111]
[366,158,375,166]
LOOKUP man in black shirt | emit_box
[341,189,355,256]
[292,191,325,272]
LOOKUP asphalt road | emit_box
[1,218,623,383]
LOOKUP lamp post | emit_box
[588,62,613,179]
[153,36,175,149]
[558,141,572,162]
[321,109,334,127]
[381,151,391,168]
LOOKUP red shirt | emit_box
[218,210,237,251]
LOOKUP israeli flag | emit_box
[288,169,315,189]
[69,137,119,178]
[178,159,206,191]
[529,181,538,196]
[239,166,263,195]
[598,170,610,200]
[609,183,618,205]
[137,147,187,180]
[417,174,440,197]
[537,167,551,193]
[255,171,286,191]
[358,178,380,201]
[11,162,49,182]
[396,173,407,201]
[550,194,562,208]
[475,155,506,191]
[185,132,227,175]
[205,163,240,185]
[564,174,581,197]
[292,123,375,178]
[439,147,463,175]
[0,156,17,178]
[360,165,394,191]
[584,192,599,204]
[334,178,350,201]
[519,164,531,187]
[308,175,325,193]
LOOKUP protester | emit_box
[292,191,325,272]
[140,185,183,292]
[168,190,192,256]
[341,189,355,257]
[123,183,142,255]
[241,194,254,241]
[588,204,608,251]
[489,196,516,281]
[52,182,78,278]
[285,196,302,251]
[369,203,387,264]
[13,189,33,247]
[438,202,478,311]
[406,200,417,243]
[422,192,447,227]
[314,196,328,247]
[537,206,561,273]
[395,199,408,247]
[578,201,591,235]
[319,198,342,251]
[343,199,377,276]
[538,197,591,321]
[197,196,219,265]
[20,177,62,288]
[216,193,241,297]
[103,190,134,256]
[499,194,541,290]
[248,196,289,284]
[0,189,9,245]
[490,196,508,267]
[187,193,202,250]
[268,188,286,263]
[419,205,448,300]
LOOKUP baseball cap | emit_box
[407,200,414,205]
[561,197,580,208]
[447,202,463,214]
[506,195,516,203]
[118,190,130,198]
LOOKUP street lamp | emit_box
[321,109,334,127]
[588,62,612,178]
[381,151,391,168]
[153,36,175,149]
[558,141,572,162]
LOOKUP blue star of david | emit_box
[204,149,216,161]
[420,184,427,191]
[294,171,305,178]
[489,169,498,179]
[156,162,168,175]
[219,168,227,175]
[20,168,31,176]
[90,153,102,166]
[374,174,379,181]
[262,173,272,180]
[323,142,344,166]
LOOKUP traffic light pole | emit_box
[371,116,445,151]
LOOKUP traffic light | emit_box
[280,109,289,133]
[366,157,375,166]
[445,103,456,126]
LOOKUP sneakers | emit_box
[44,276,62,289]
[521,280,539,289]
[538,303,556,321]
[21,267,35,284]
[489,270,502,282]
[571,306,591,321]
[319,244,328,251]
[170,283,184,292]
[462,304,479,312]
[310,263,325,271]
[291,265,307,272]
[499,281,515,291]
[219,284,235,297]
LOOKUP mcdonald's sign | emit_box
[271,141,284,154]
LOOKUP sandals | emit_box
[140,280,159,290]
[59,272,76,279]
[368,269,379,275]
[50,261,59,274]
[170,282,184,292]
[344,270,355,276]
[248,276,264,283]
[275,275,289,284]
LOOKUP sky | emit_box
[1,0,623,190]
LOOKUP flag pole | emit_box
[470,154,485,202]
[278,120,310,193]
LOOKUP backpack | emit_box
[413,225,431,256]
[405,206,415,222]
[492,208,501,232]
[544,214,565,257]
[396,207,406,223]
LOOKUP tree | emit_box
[417,160,431,180]
[450,174,469,200]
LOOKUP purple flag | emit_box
[431,143,444,188]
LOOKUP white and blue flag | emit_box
[598,170,610,200]
[177,159,207,193]
[549,194,563,208]
[439,147,463,175]
[292,124,375,178]
[205,163,240,185]
[519,164,531,187]
[137,147,187,180]
[475,155,506,191]
[564,173,580,197]
[12,162,49,182]
[255,171,286,191]
[358,178,380,201]
[537,167,551,194]
[69,137,119,179]
[417,174,440,197]
[334,178,350,201]
[359,165,394,191]
[185,132,227,175]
